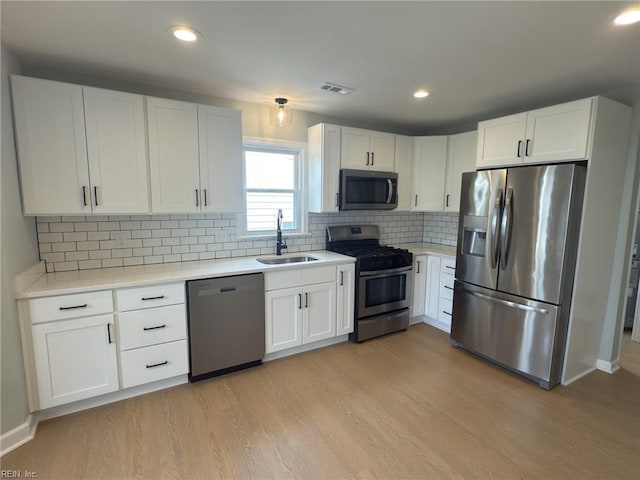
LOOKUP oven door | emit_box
[358,266,412,318]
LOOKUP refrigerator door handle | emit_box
[489,188,503,269]
[468,290,550,315]
[500,187,513,270]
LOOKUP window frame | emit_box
[238,137,307,238]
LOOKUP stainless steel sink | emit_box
[257,255,319,265]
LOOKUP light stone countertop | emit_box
[15,250,355,299]
[395,242,457,258]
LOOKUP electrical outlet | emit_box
[114,232,128,248]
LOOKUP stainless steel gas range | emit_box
[326,225,413,342]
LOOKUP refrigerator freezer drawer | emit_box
[451,280,561,387]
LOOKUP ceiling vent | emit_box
[320,82,354,95]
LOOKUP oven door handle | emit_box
[359,266,412,277]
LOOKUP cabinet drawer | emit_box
[440,258,456,276]
[117,304,187,351]
[119,339,188,388]
[440,278,454,300]
[116,283,185,311]
[29,291,113,324]
[438,301,453,327]
[265,265,336,290]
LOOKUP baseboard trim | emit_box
[562,366,597,386]
[1,414,39,457]
[596,358,620,374]
[263,335,349,362]
[423,316,451,334]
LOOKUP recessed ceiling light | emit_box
[614,9,640,25]
[170,26,201,42]
[413,90,430,99]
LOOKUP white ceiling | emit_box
[2,1,639,134]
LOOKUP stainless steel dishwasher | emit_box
[186,273,265,382]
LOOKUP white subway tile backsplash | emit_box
[36,210,456,271]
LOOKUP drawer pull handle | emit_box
[445,266,456,270]
[146,361,168,369]
[59,304,88,310]
[442,311,452,316]
[444,285,454,291]
[141,295,165,301]
[107,323,113,344]
[143,324,166,331]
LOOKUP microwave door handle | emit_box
[386,178,394,204]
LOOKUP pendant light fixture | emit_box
[275,98,288,126]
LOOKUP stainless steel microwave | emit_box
[339,169,398,210]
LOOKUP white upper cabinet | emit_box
[11,75,90,215]
[412,136,448,211]
[11,76,149,215]
[341,126,395,171]
[198,105,244,213]
[147,98,201,213]
[444,131,477,212]
[394,135,414,211]
[148,98,244,214]
[523,100,593,164]
[476,98,594,168]
[308,123,341,213]
[83,87,149,213]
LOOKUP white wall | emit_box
[599,97,640,365]
[1,44,39,434]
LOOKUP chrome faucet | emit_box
[276,208,287,255]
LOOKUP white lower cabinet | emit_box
[264,263,353,354]
[336,264,355,335]
[423,254,455,333]
[31,314,119,410]
[115,283,188,388]
[411,255,427,318]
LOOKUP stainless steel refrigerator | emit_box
[451,163,586,389]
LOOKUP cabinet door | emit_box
[524,98,593,164]
[476,113,527,169]
[265,287,302,353]
[336,264,355,335]
[83,87,149,214]
[341,127,371,169]
[11,75,90,215]
[445,131,477,212]
[412,136,447,211]
[147,97,200,213]
[369,131,395,171]
[425,256,441,320]
[412,255,427,317]
[394,135,414,211]
[308,123,341,213]
[303,282,337,344]
[31,314,118,409]
[198,105,244,213]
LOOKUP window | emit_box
[242,140,305,235]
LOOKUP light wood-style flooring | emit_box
[3,324,639,479]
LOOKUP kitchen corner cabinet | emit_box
[341,126,395,171]
[444,131,477,212]
[476,98,593,169]
[411,255,427,318]
[147,98,244,214]
[423,255,455,333]
[394,135,414,211]
[412,136,448,211]
[308,123,341,213]
[337,263,355,335]
[11,75,149,215]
